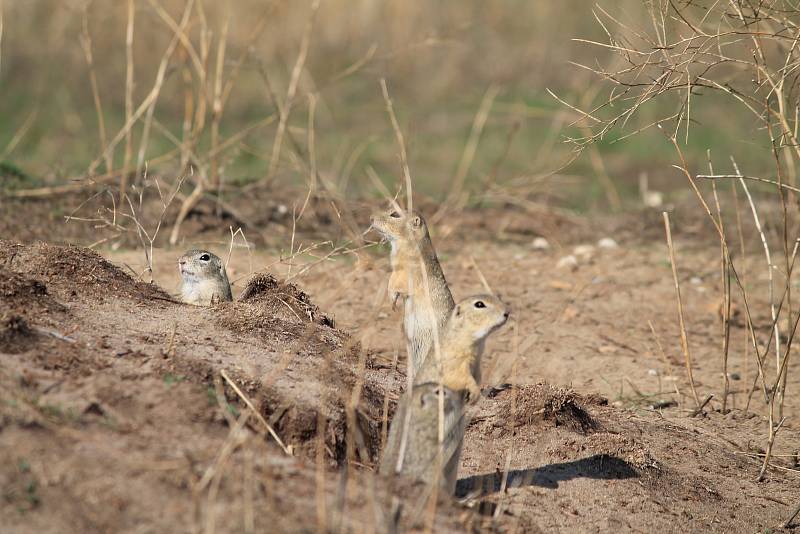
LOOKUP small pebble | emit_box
[556,255,579,271]
[573,244,595,259]
[276,204,288,215]
[648,369,659,376]
[690,276,703,285]
[643,191,663,208]
[532,237,550,250]
[597,237,619,249]
[730,372,741,381]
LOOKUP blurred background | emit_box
[0,0,772,211]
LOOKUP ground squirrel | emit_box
[414,294,509,404]
[178,249,233,305]
[379,382,467,494]
[370,208,455,376]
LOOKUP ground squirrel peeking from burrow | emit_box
[379,382,467,495]
[414,294,509,404]
[370,207,455,377]
[178,249,233,305]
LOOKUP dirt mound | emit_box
[0,315,38,354]
[237,272,334,326]
[0,239,170,302]
[0,240,396,466]
[217,272,335,347]
[0,263,67,355]
[0,266,65,317]
[482,383,601,435]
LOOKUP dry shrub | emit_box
[571,0,800,482]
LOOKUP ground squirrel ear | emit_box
[411,215,421,227]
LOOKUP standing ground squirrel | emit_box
[379,382,467,494]
[414,294,509,404]
[178,249,233,305]
[371,208,455,376]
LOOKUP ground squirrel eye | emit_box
[390,211,401,218]
[474,301,486,309]
[199,254,211,261]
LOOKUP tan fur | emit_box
[379,383,466,494]
[371,208,455,376]
[178,249,233,306]
[414,295,509,404]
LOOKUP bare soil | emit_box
[1,194,799,533]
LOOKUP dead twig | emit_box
[690,394,714,417]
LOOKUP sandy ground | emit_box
[2,199,800,532]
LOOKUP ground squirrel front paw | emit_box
[465,382,482,405]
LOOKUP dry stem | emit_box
[662,211,700,408]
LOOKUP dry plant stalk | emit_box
[220,369,290,455]
[662,211,700,408]
[438,84,500,218]
[120,0,135,202]
[0,0,4,78]
[209,0,231,190]
[708,154,731,413]
[265,0,321,185]
[79,6,112,175]
[133,0,194,191]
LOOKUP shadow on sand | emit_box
[456,454,638,498]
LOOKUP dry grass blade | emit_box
[697,174,800,194]
[120,0,135,202]
[79,8,112,175]
[209,0,231,190]
[1,110,37,161]
[0,0,3,78]
[784,502,800,529]
[441,84,500,215]
[469,256,494,296]
[265,0,320,185]
[380,78,414,214]
[735,163,781,376]
[133,0,194,190]
[220,369,291,455]
[88,0,193,179]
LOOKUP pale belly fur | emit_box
[404,298,441,374]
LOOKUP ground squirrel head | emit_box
[448,294,509,341]
[370,207,429,244]
[178,249,232,305]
